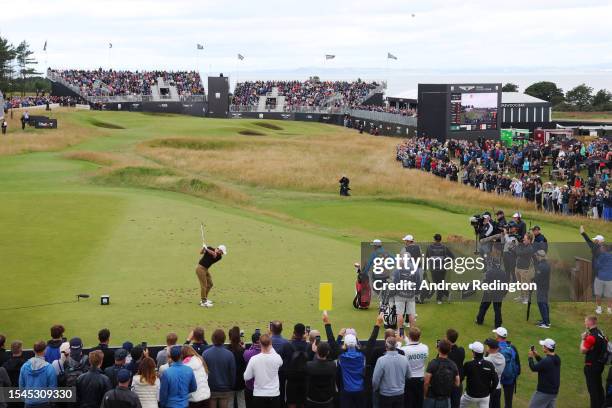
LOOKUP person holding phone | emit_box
[527,339,560,408]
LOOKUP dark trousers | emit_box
[431,270,448,301]
[245,389,254,408]
[476,302,502,328]
[489,388,501,408]
[405,378,424,408]
[380,394,404,408]
[340,391,365,408]
[253,396,281,408]
[584,363,605,408]
[502,383,515,408]
[450,384,462,408]
[537,302,550,325]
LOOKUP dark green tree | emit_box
[592,89,612,108]
[502,83,519,92]
[566,83,593,111]
[0,34,16,91]
[14,40,40,96]
[524,81,565,105]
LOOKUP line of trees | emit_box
[502,82,612,111]
[0,34,49,96]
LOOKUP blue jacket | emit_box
[596,252,612,281]
[159,361,197,408]
[372,350,410,397]
[338,348,365,392]
[19,357,57,405]
[203,345,236,392]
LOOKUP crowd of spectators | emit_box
[0,312,574,408]
[396,137,612,220]
[351,105,417,117]
[231,80,379,109]
[4,95,83,109]
[49,69,205,97]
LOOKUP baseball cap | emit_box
[483,214,490,219]
[593,235,605,243]
[402,235,414,241]
[170,345,182,359]
[372,239,382,245]
[492,327,508,338]
[344,334,358,347]
[484,338,499,349]
[468,341,484,354]
[539,338,556,351]
[512,212,521,218]
[218,245,227,254]
[69,337,83,350]
[114,348,128,361]
[117,369,131,383]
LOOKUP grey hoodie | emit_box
[485,352,506,389]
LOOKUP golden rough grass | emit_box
[138,131,612,233]
[0,108,102,156]
[62,151,153,168]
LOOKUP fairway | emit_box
[0,109,610,407]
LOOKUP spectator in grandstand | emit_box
[0,335,8,367]
[180,346,210,408]
[2,340,25,388]
[19,341,57,405]
[227,327,246,408]
[484,339,505,408]
[338,333,366,408]
[445,329,465,408]
[203,329,236,407]
[186,328,209,355]
[305,342,336,408]
[102,369,142,408]
[105,349,128,387]
[93,328,115,369]
[45,324,66,364]
[157,333,179,368]
[459,341,498,407]
[243,332,262,407]
[424,339,460,408]
[400,327,428,408]
[243,334,283,408]
[492,327,520,408]
[581,315,607,408]
[131,357,160,408]
[160,346,197,408]
[527,339,560,408]
[76,350,112,408]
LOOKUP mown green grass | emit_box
[0,110,608,407]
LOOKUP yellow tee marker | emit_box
[319,283,333,311]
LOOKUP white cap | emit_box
[512,212,521,218]
[468,341,484,354]
[344,334,358,347]
[592,235,605,243]
[403,235,414,241]
[218,245,227,254]
[372,239,382,246]
[483,214,490,219]
[539,338,556,350]
[492,327,508,338]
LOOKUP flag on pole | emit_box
[109,42,113,49]
[197,43,204,50]
[43,40,47,51]
[237,53,244,60]
[387,52,398,60]
[325,54,335,60]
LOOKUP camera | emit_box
[470,214,484,232]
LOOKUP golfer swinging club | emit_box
[196,224,227,308]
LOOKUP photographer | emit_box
[527,339,560,408]
[494,211,507,234]
[476,215,495,256]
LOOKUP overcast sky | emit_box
[2,0,611,74]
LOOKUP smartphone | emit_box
[436,339,440,348]
[255,328,261,335]
[315,335,321,345]
[530,345,535,352]
[141,341,147,349]
[269,321,273,330]
[306,325,311,334]
[399,327,405,338]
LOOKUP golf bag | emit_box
[379,289,397,329]
[353,266,371,309]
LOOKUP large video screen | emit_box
[450,92,498,131]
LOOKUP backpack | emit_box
[286,350,308,380]
[500,345,519,384]
[430,359,455,398]
[58,356,88,387]
[597,332,612,365]
[44,345,61,363]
